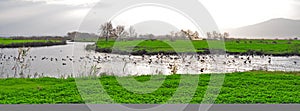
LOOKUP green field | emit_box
[1,71,299,104]
[0,38,60,45]
[96,39,300,55]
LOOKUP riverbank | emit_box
[0,71,299,104]
[0,38,67,48]
[94,39,300,56]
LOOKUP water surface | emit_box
[0,42,299,78]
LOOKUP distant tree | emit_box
[172,31,185,39]
[67,32,76,37]
[224,32,229,39]
[174,31,179,38]
[170,31,175,41]
[139,34,154,39]
[67,32,77,41]
[170,31,175,37]
[99,21,114,42]
[206,31,229,40]
[207,32,212,39]
[148,34,155,40]
[128,26,137,38]
[212,31,218,39]
[114,25,125,37]
[218,33,223,39]
[121,31,129,38]
[181,29,195,40]
[193,31,199,39]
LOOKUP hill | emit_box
[229,18,300,39]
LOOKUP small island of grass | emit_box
[94,39,300,56]
[0,37,67,48]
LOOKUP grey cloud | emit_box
[0,0,92,36]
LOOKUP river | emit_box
[0,42,299,78]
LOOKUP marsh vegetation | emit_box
[0,37,66,48]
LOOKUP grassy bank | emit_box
[0,71,299,104]
[95,39,300,55]
[0,38,66,48]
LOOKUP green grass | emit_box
[0,77,83,104]
[96,39,300,55]
[0,38,61,45]
[0,71,299,104]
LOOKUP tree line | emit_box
[99,21,137,41]
[98,21,230,41]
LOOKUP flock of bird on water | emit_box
[2,51,295,74]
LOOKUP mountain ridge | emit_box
[229,18,300,39]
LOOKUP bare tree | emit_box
[212,31,218,39]
[176,31,186,39]
[174,32,179,38]
[207,32,212,39]
[181,29,201,40]
[114,25,125,37]
[128,26,137,38]
[207,31,229,40]
[120,31,129,38]
[224,32,229,39]
[170,31,175,41]
[218,33,223,39]
[170,31,175,37]
[181,29,193,40]
[99,21,114,42]
[193,31,199,39]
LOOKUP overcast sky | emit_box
[0,0,299,36]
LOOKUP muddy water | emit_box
[0,42,299,78]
